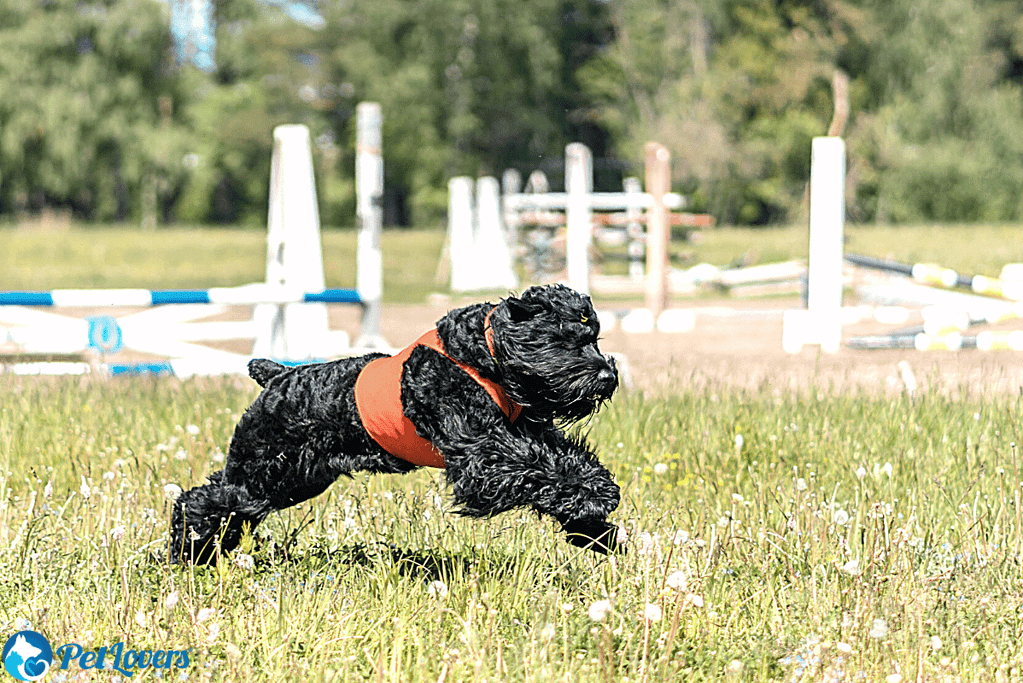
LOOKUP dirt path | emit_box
[355,297,1023,397]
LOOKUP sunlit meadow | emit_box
[2,377,1022,682]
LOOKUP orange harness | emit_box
[353,327,522,468]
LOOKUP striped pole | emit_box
[0,287,361,307]
[846,253,1023,300]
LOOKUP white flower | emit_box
[80,477,91,500]
[665,570,687,590]
[882,462,894,478]
[653,463,668,475]
[588,599,613,622]
[109,524,126,542]
[735,434,744,450]
[856,466,867,480]
[427,581,448,598]
[43,481,53,499]
[206,622,220,644]
[637,532,655,555]
[731,493,745,504]
[795,478,808,491]
[930,635,942,651]
[233,553,255,571]
[686,594,704,608]
[196,607,216,623]
[186,425,200,436]
[560,602,575,614]
[642,603,662,623]
[832,509,850,526]
[869,618,889,639]
[174,449,188,461]
[836,642,853,654]
[163,484,183,501]
[135,608,148,628]
[539,623,556,642]
[165,590,180,610]
[841,559,860,576]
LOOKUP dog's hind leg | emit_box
[169,471,272,564]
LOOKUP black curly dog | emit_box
[169,284,622,564]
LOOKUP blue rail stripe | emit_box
[150,290,211,305]
[304,289,361,304]
[0,292,55,306]
[107,362,176,376]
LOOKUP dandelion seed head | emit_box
[642,603,662,623]
[587,599,612,622]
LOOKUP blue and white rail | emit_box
[0,286,362,307]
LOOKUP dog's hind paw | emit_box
[561,518,624,555]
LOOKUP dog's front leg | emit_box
[440,422,623,554]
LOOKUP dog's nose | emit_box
[597,366,617,386]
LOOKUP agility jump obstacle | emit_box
[0,106,386,377]
[784,135,1023,353]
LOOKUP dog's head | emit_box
[488,284,618,422]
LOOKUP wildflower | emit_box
[653,463,668,475]
[186,425,200,436]
[135,609,148,628]
[855,466,866,480]
[233,553,255,571]
[686,594,704,608]
[836,642,853,654]
[795,478,808,491]
[164,484,183,501]
[732,493,744,504]
[427,581,448,598]
[882,462,894,478]
[224,643,242,661]
[174,449,188,461]
[832,509,850,526]
[109,524,126,542]
[539,623,556,642]
[587,600,613,622]
[869,618,889,639]
[886,675,904,683]
[665,570,687,590]
[735,434,744,450]
[165,590,180,610]
[637,532,655,555]
[560,602,575,614]
[80,477,91,500]
[642,603,662,623]
[43,481,53,499]
[206,622,220,644]
[196,607,216,623]
[930,635,942,651]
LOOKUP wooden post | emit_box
[355,102,386,348]
[644,143,670,319]
[565,143,593,295]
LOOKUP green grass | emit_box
[2,378,1022,681]
[2,222,1022,304]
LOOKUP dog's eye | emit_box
[580,315,588,323]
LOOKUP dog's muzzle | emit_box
[594,355,618,397]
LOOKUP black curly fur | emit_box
[169,284,622,564]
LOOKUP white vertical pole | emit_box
[355,102,386,348]
[806,137,845,352]
[783,136,845,353]
[623,176,644,280]
[501,168,522,249]
[474,176,518,290]
[565,143,593,295]
[448,176,476,292]
[253,124,328,361]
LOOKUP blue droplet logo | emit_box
[2,631,53,682]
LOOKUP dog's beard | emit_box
[503,355,618,423]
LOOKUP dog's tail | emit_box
[248,358,287,387]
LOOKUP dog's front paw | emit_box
[561,518,623,555]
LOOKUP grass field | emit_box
[2,223,1023,681]
[1,379,1022,681]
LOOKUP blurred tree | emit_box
[315,0,612,225]
[0,0,190,222]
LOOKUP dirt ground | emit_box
[347,296,1023,398]
[5,294,1021,397]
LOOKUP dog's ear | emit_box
[504,293,545,322]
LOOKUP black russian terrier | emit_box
[169,284,622,564]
